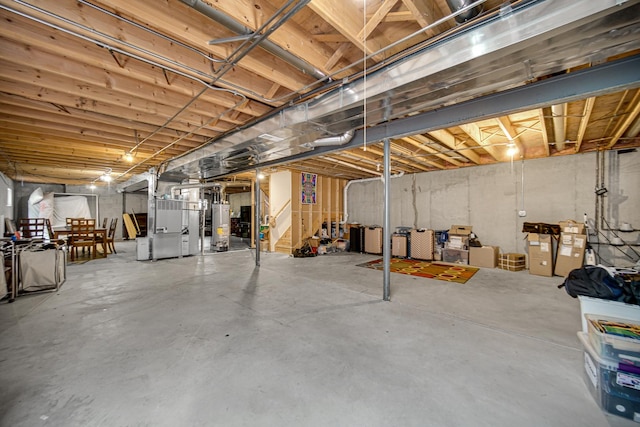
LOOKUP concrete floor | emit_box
[0,241,637,427]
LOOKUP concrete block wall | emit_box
[347,150,640,267]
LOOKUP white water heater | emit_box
[211,203,230,252]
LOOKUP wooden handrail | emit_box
[269,199,291,228]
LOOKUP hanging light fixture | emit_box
[124,152,134,162]
[100,168,113,182]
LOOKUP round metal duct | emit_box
[446,0,483,23]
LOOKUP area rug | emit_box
[357,258,479,284]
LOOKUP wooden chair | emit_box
[106,218,118,254]
[69,222,96,261]
[19,218,46,238]
[102,217,108,228]
[44,218,64,245]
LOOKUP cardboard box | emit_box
[260,240,270,252]
[309,237,320,248]
[446,235,469,250]
[528,233,554,277]
[499,253,526,271]
[554,232,586,277]
[449,225,473,235]
[559,220,585,235]
[442,248,469,264]
[469,246,499,268]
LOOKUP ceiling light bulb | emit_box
[89,183,96,190]
[257,173,265,180]
[507,145,518,156]
[124,153,134,162]
[101,173,112,182]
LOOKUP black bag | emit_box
[558,266,633,302]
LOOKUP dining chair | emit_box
[69,222,96,261]
[106,218,118,254]
[46,218,66,245]
[19,218,46,238]
[102,217,108,228]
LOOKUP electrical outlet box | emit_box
[518,210,527,217]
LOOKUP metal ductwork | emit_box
[552,103,567,151]
[304,130,355,148]
[446,0,484,23]
[180,0,325,80]
[110,0,640,188]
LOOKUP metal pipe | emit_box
[180,0,325,80]
[341,171,405,225]
[306,130,355,148]
[255,173,261,267]
[77,0,225,65]
[169,182,221,197]
[383,138,391,301]
[200,186,205,255]
[552,103,567,151]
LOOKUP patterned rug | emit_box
[357,258,479,284]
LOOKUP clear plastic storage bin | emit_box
[578,332,640,422]
[586,314,640,366]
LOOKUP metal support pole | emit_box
[383,138,391,301]
[200,186,205,255]
[255,171,261,267]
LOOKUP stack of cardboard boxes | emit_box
[443,225,471,264]
[554,220,587,277]
[525,220,587,277]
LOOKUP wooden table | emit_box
[53,227,108,258]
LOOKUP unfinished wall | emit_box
[291,172,347,249]
[347,151,639,266]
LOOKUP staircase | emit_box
[274,227,292,254]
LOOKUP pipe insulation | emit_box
[552,103,567,151]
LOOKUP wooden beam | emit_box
[325,43,351,71]
[0,79,222,138]
[427,129,481,164]
[0,60,232,133]
[606,89,640,148]
[538,108,551,156]
[575,97,596,152]
[402,135,463,166]
[0,9,291,102]
[495,117,525,158]
[401,0,447,36]
[0,97,210,146]
[319,155,382,176]
[314,34,350,43]
[459,122,503,161]
[0,113,201,149]
[377,11,415,22]
[308,0,388,61]
[358,0,399,41]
